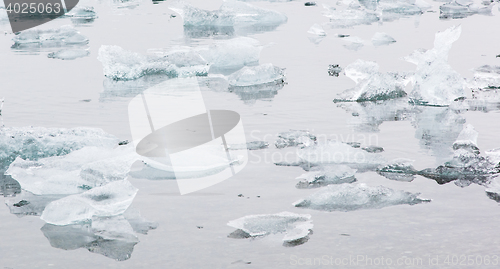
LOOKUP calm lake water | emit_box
[1,0,500,268]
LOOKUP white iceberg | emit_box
[41,180,138,225]
[48,49,90,60]
[227,212,313,246]
[405,25,466,106]
[228,63,285,87]
[0,126,119,169]
[293,183,430,211]
[6,145,141,195]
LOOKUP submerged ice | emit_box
[293,183,430,211]
[227,212,313,246]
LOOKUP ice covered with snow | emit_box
[371,32,396,46]
[0,126,119,170]
[228,63,285,87]
[439,1,492,19]
[275,130,316,149]
[293,183,430,211]
[11,25,88,48]
[48,49,90,60]
[295,165,357,188]
[405,25,466,106]
[227,212,313,246]
[377,158,418,182]
[97,45,209,81]
[41,180,138,225]
[334,60,409,102]
[297,140,387,171]
[169,0,287,27]
[6,145,141,195]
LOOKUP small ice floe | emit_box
[333,60,409,102]
[293,183,430,211]
[65,6,98,23]
[11,25,88,49]
[439,0,492,19]
[169,0,287,27]
[378,0,425,21]
[48,49,90,60]
[0,126,119,170]
[371,32,396,47]
[307,23,326,36]
[228,141,269,150]
[6,145,141,195]
[228,63,285,88]
[227,212,313,247]
[405,25,466,106]
[41,209,157,261]
[296,140,387,171]
[485,177,500,202]
[328,64,342,77]
[41,180,138,226]
[323,5,379,28]
[295,165,357,189]
[468,65,500,102]
[418,124,500,185]
[275,130,317,149]
[377,158,418,182]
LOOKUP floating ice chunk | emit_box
[227,212,313,246]
[169,0,287,27]
[228,63,285,87]
[405,25,465,106]
[328,64,342,77]
[324,7,379,28]
[11,25,88,48]
[470,65,500,89]
[0,126,119,170]
[41,180,138,225]
[228,141,269,150]
[293,183,430,211]
[371,32,396,46]
[379,0,423,21]
[5,191,64,216]
[97,45,209,81]
[377,158,418,182]
[65,6,98,20]
[41,215,147,261]
[334,60,409,102]
[296,165,357,188]
[0,173,21,197]
[485,148,500,165]
[485,177,500,202]
[440,1,492,19]
[6,145,141,195]
[48,49,90,60]
[452,124,479,154]
[275,130,317,149]
[196,37,263,72]
[307,24,326,36]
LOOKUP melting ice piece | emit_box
[371,32,396,46]
[405,25,465,106]
[48,49,90,60]
[6,145,141,195]
[11,25,88,48]
[0,173,20,197]
[333,60,409,102]
[485,177,500,202]
[275,130,317,149]
[227,212,313,246]
[0,126,119,170]
[228,141,269,150]
[97,45,209,81]
[470,65,500,90]
[295,165,357,189]
[293,183,430,211]
[169,0,287,27]
[323,7,379,28]
[5,191,64,216]
[41,180,138,225]
[307,23,326,36]
[65,6,98,21]
[439,1,492,19]
[452,124,479,154]
[41,214,149,261]
[377,158,418,182]
[296,140,387,171]
[228,63,285,87]
[379,0,424,21]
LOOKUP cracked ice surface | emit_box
[293,183,430,211]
